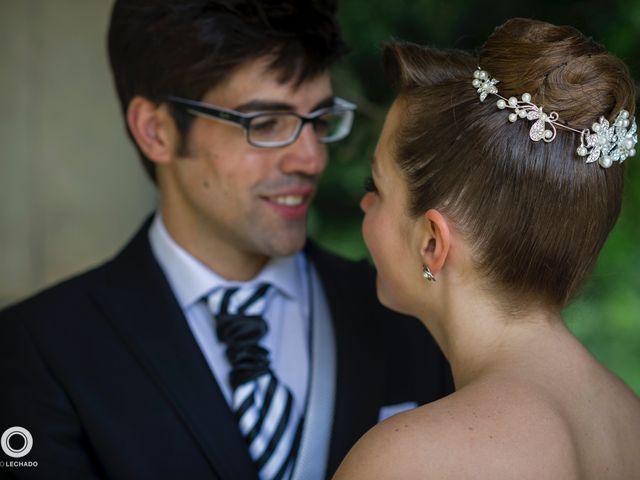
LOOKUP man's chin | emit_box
[260,228,308,259]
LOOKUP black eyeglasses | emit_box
[161,95,357,148]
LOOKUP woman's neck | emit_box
[416,282,566,390]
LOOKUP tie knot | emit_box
[207,282,273,317]
[207,283,274,388]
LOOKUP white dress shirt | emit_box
[148,214,311,419]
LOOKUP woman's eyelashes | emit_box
[364,175,378,193]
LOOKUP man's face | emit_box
[158,57,332,273]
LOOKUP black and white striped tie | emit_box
[208,283,303,480]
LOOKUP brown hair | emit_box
[383,18,636,308]
[108,0,348,182]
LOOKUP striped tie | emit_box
[208,283,303,480]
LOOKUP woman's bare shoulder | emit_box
[331,404,447,480]
[333,381,579,480]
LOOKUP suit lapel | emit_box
[91,220,257,480]
[305,242,385,477]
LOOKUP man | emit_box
[0,1,451,479]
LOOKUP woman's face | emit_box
[361,99,421,314]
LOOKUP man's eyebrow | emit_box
[311,96,337,111]
[233,100,292,112]
[233,96,336,113]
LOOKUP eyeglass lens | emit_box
[248,110,352,146]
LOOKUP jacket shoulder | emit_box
[0,261,111,325]
[1,217,153,324]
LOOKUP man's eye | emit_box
[313,112,336,136]
[314,118,330,135]
[252,117,281,133]
[364,175,378,193]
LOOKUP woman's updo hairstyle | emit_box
[384,18,636,308]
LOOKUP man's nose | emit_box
[280,123,327,175]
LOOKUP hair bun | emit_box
[479,18,636,129]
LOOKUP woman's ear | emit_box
[419,209,451,275]
[126,96,175,165]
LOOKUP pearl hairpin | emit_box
[472,67,637,168]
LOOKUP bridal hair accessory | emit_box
[422,265,436,282]
[472,67,637,168]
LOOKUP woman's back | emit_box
[335,327,640,479]
[459,336,640,479]
[548,341,640,479]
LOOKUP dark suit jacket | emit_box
[0,219,452,479]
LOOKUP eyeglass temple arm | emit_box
[162,95,356,124]
[161,96,251,128]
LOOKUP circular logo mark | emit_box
[1,427,33,458]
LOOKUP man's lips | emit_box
[260,187,315,217]
[267,194,306,207]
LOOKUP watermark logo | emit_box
[1,427,33,458]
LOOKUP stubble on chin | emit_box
[265,220,308,258]
[253,213,308,259]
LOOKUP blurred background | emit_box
[1,0,638,393]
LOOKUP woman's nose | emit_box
[360,192,372,213]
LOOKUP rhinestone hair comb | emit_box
[472,67,637,168]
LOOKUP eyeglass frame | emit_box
[160,95,357,148]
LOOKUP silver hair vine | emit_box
[472,67,637,168]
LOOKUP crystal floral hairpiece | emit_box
[472,67,637,168]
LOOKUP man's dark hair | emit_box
[107,0,349,182]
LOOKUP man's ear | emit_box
[126,96,175,164]
[419,209,451,275]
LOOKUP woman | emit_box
[334,18,640,479]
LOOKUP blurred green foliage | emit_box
[309,0,640,393]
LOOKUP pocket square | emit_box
[378,401,418,422]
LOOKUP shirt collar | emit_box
[148,213,300,308]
